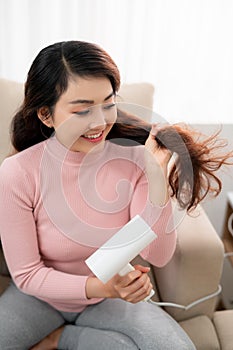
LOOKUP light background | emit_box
[1,0,233,124]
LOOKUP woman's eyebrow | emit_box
[69,92,114,105]
[104,92,115,101]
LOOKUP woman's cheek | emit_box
[54,115,91,146]
[106,109,117,124]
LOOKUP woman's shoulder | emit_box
[0,140,47,172]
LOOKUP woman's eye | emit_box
[103,103,116,110]
[74,110,90,116]
[74,103,115,115]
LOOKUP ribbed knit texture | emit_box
[0,136,176,312]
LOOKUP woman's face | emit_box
[40,76,117,153]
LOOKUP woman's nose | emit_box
[89,106,107,129]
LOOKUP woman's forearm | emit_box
[144,125,171,207]
[146,162,169,207]
[85,276,110,299]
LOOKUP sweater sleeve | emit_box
[0,158,100,305]
[130,169,177,267]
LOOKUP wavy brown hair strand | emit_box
[108,110,233,211]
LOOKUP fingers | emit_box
[146,124,159,149]
[115,267,153,303]
[131,278,153,303]
[150,123,162,136]
[145,123,167,153]
[123,272,153,303]
[117,269,142,287]
[134,264,150,273]
[116,265,149,287]
[145,123,173,166]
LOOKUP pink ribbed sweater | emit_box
[0,136,176,312]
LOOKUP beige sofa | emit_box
[0,78,233,350]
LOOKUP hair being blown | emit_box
[10,40,233,212]
[108,110,233,211]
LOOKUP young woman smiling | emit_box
[0,40,231,350]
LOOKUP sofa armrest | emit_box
[153,205,224,322]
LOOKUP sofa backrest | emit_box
[0,79,24,163]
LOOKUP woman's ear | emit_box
[37,107,53,128]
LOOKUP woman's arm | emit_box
[130,125,177,267]
[0,158,99,305]
[144,124,172,206]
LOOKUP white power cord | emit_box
[148,285,222,310]
[148,248,233,311]
[146,214,233,311]
[223,212,233,258]
[227,213,233,237]
[223,212,233,257]
[224,252,233,258]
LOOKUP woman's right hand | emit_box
[86,265,153,303]
[106,264,153,303]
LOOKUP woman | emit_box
[0,40,230,350]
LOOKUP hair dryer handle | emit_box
[119,263,155,302]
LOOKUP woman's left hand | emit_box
[144,124,172,206]
[144,124,172,172]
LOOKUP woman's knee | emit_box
[0,283,64,349]
[59,325,138,350]
[76,299,196,350]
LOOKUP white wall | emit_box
[1,0,233,123]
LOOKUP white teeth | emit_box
[83,132,102,139]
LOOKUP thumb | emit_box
[145,124,159,152]
[149,124,159,138]
[134,265,151,273]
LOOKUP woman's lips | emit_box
[81,131,104,143]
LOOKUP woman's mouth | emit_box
[81,131,104,143]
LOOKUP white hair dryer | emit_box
[85,215,156,301]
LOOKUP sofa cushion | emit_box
[180,315,220,350]
[213,310,233,350]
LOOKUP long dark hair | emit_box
[10,41,233,211]
[11,40,120,151]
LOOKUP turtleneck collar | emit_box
[44,134,109,166]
